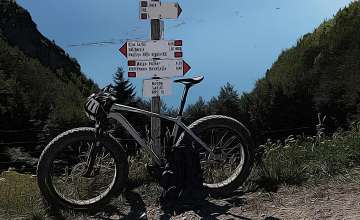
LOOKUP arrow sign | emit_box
[140,1,182,20]
[143,78,172,97]
[128,59,191,78]
[119,40,182,60]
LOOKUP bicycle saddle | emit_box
[174,76,204,86]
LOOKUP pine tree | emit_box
[185,96,209,121]
[212,83,242,119]
[112,67,135,104]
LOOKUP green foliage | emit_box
[0,37,95,130]
[0,32,97,167]
[112,67,135,105]
[186,1,360,138]
[257,122,360,186]
[209,83,242,119]
[184,96,209,121]
[185,83,251,128]
[248,1,360,133]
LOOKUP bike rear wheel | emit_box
[176,115,254,197]
[37,127,128,210]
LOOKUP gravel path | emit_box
[132,175,360,220]
[71,169,360,220]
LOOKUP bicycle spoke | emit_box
[50,139,117,205]
[215,130,229,149]
[196,126,246,187]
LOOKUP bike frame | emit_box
[108,103,211,165]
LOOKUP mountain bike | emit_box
[37,75,254,210]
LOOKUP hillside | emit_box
[247,1,360,135]
[0,1,81,75]
[0,1,97,170]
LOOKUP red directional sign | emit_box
[182,60,191,75]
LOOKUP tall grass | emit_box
[253,122,360,187]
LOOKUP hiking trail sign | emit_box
[139,0,182,20]
[119,40,183,60]
[120,0,192,99]
[127,59,191,78]
[143,78,172,97]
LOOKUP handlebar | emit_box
[96,84,117,103]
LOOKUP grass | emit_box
[0,149,157,220]
[0,170,45,220]
[246,122,360,191]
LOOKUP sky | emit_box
[17,0,354,108]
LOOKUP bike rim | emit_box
[196,126,246,189]
[49,139,117,206]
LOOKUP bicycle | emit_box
[36,75,254,210]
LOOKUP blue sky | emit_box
[17,0,353,107]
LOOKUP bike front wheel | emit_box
[176,115,254,197]
[37,127,128,210]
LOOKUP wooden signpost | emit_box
[119,0,190,157]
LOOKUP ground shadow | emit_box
[45,189,281,220]
[44,188,148,219]
[44,200,125,220]
[158,190,282,220]
[122,190,147,219]
[159,190,251,220]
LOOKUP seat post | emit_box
[177,84,191,116]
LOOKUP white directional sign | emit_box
[128,59,191,78]
[119,40,182,60]
[143,78,172,97]
[140,0,182,20]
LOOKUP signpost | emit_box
[127,59,191,78]
[140,1,182,20]
[143,78,172,97]
[120,0,190,159]
[119,40,183,60]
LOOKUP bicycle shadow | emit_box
[43,190,144,219]
[45,189,281,220]
[159,190,252,220]
[121,189,147,219]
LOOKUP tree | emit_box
[112,67,135,104]
[184,96,209,121]
[212,83,242,119]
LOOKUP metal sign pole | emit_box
[150,19,162,157]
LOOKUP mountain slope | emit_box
[247,1,360,134]
[0,1,81,75]
[0,1,98,169]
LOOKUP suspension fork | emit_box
[83,122,103,177]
